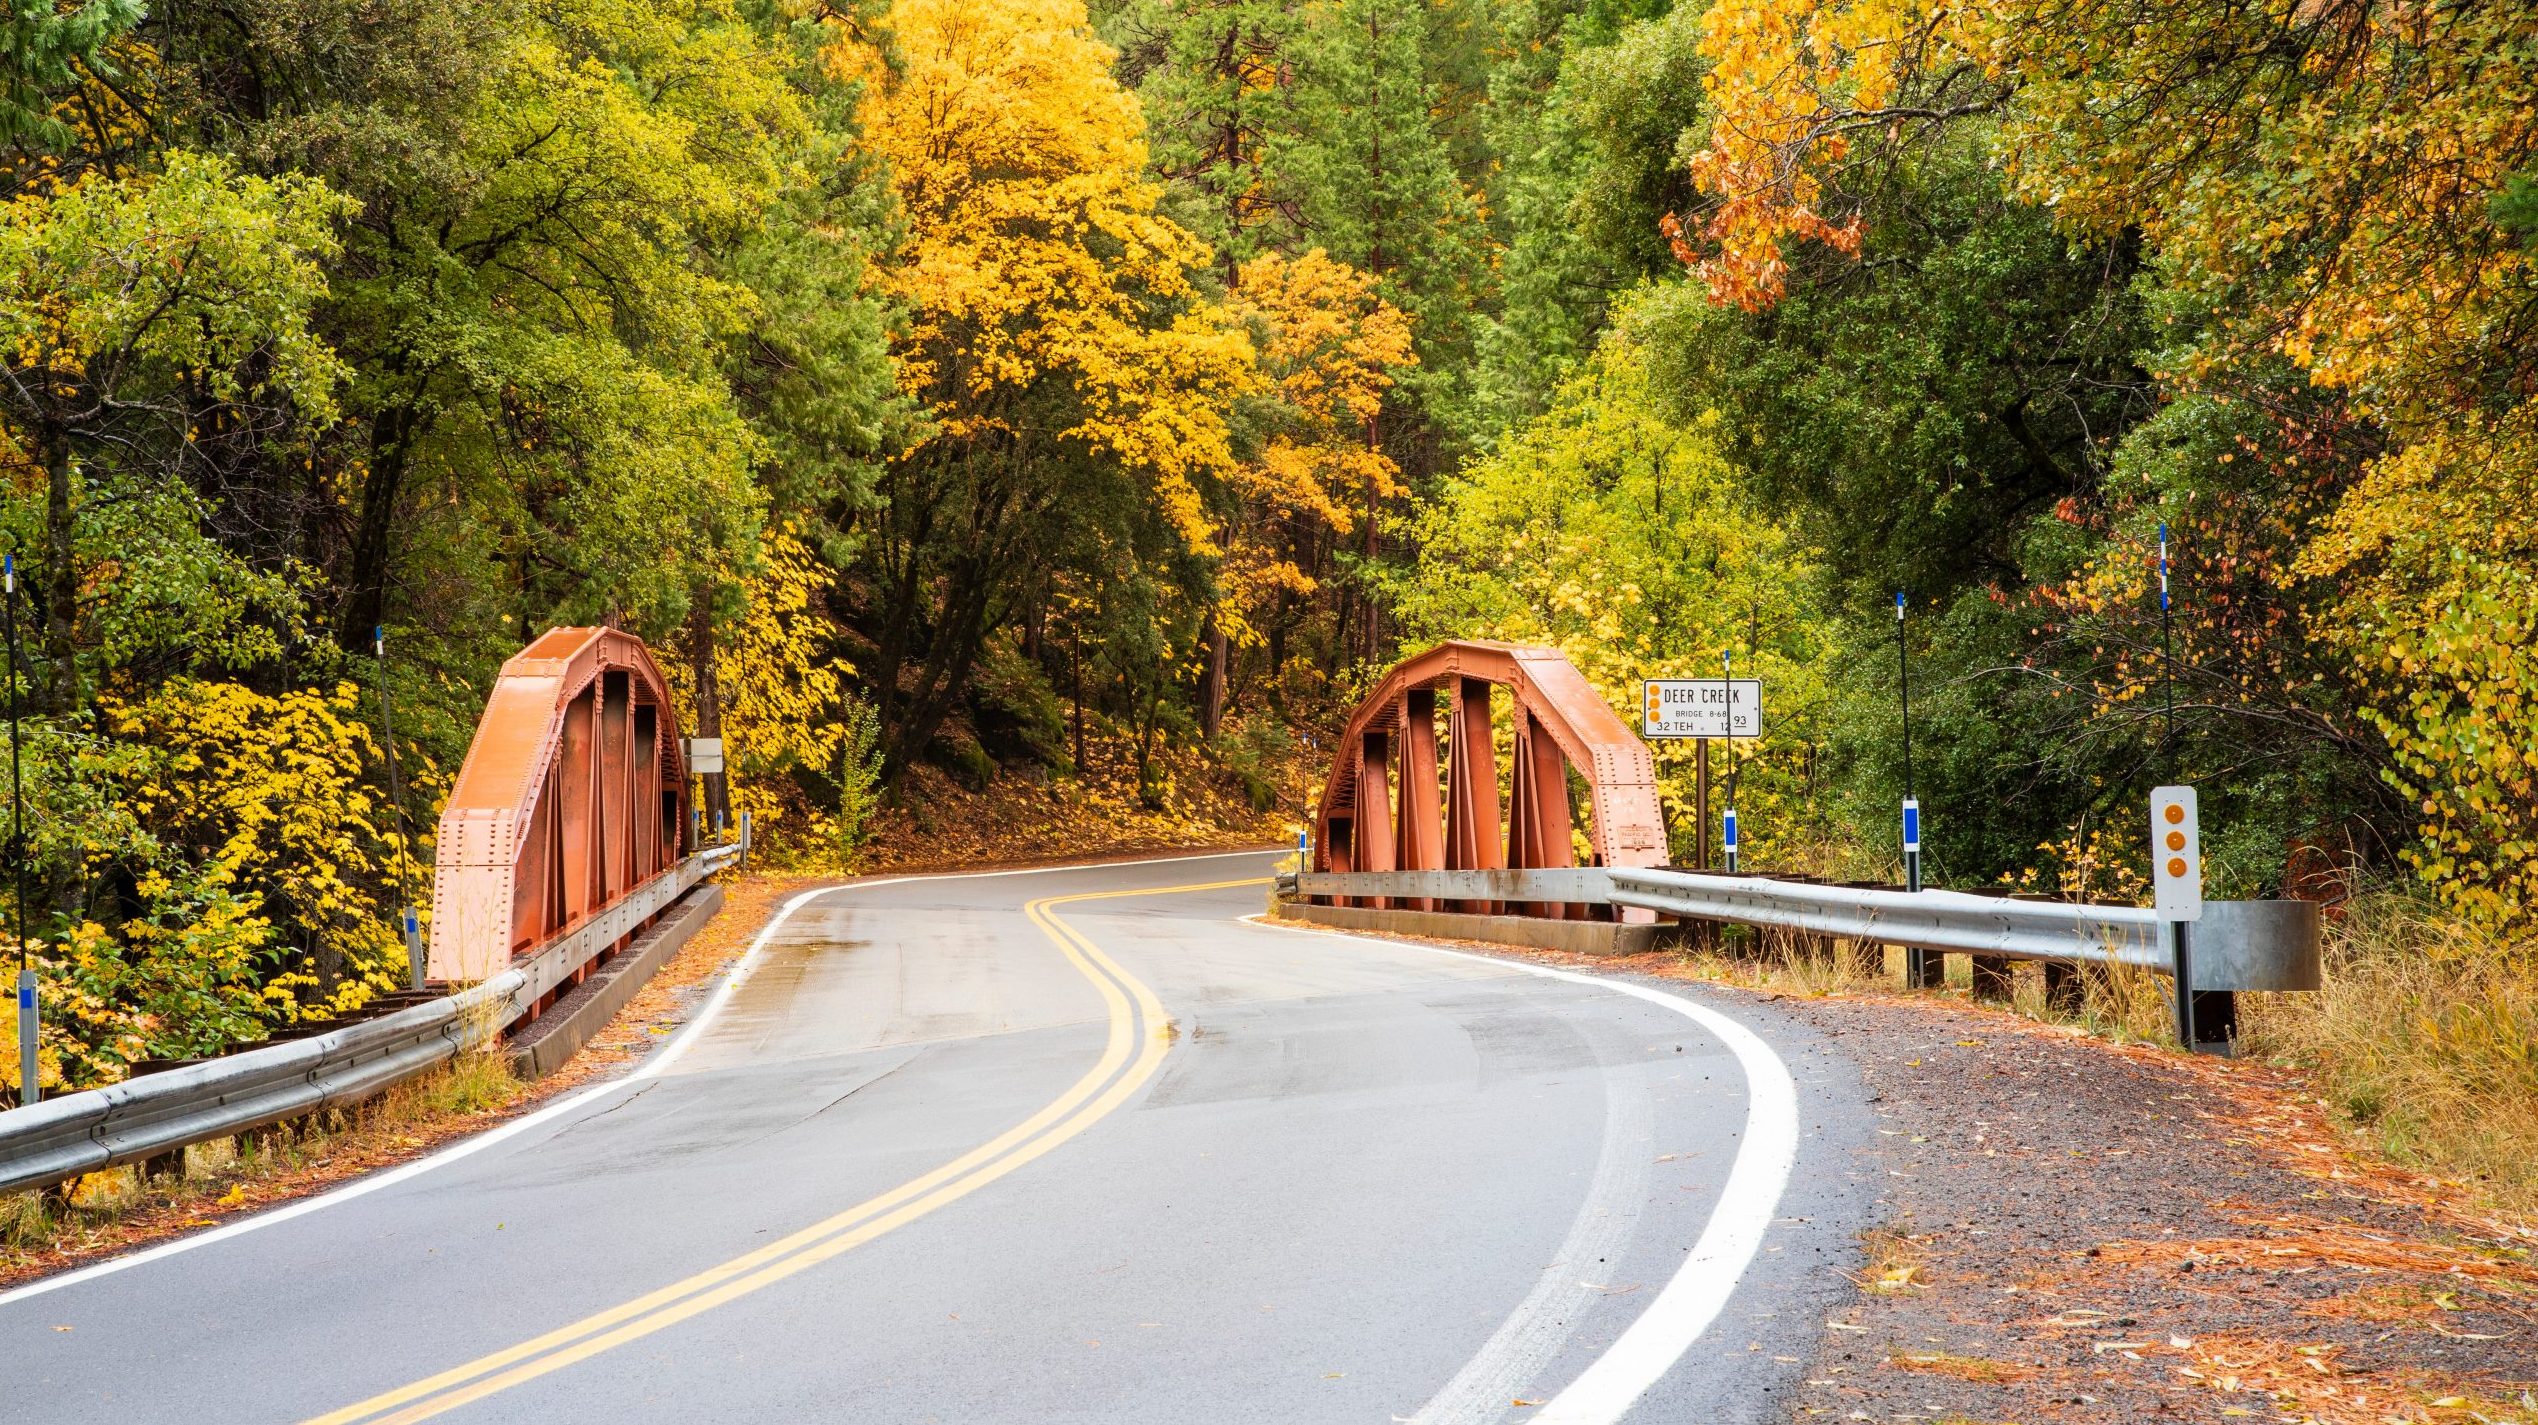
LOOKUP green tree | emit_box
[1395,320,1837,867]
[0,152,352,712]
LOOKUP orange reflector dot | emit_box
[2163,804,2186,824]
[2166,857,2188,878]
[2166,830,2186,851]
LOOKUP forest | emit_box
[0,0,2530,1100]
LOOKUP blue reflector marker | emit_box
[1901,797,1921,852]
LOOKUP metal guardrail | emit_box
[1608,869,2165,968]
[1284,866,2321,993]
[0,839,743,1199]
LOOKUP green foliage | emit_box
[827,694,885,872]
[1395,318,1838,867]
[1558,2,1708,279]
[0,0,142,150]
[0,151,352,425]
[1629,137,2153,606]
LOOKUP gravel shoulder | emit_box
[1772,988,2538,1425]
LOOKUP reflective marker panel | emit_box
[2150,784,2202,922]
[1901,797,1921,853]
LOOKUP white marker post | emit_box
[1719,650,1740,872]
[3,554,32,1104]
[1896,591,1938,989]
[2151,785,2207,1049]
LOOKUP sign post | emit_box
[1643,676,1761,873]
[1719,650,1740,872]
[2150,784,2225,1051]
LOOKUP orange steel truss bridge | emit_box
[1309,641,1667,918]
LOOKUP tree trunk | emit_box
[1071,620,1086,776]
[1134,680,1165,809]
[40,425,75,715]
[1360,414,1381,663]
[340,412,413,654]
[1197,612,1228,740]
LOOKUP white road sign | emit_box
[1642,678,1762,739]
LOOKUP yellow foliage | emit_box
[671,523,846,848]
[8,680,421,1088]
[834,0,1258,552]
[1218,249,1416,640]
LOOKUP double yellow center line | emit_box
[307,876,1260,1425]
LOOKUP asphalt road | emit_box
[0,849,1878,1424]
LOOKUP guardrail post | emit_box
[1970,954,2014,1002]
[2043,960,2082,1013]
[2192,989,2238,1052]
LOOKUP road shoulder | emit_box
[1261,927,2538,1423]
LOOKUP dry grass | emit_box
[2242,892,2538,1214]
[2170,1334,2538,1424]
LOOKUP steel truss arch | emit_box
[1310,641,1665,917]
[431,627,692,989]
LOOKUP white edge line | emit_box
[0,846,1285,1311]
[1245,914,1801,1425]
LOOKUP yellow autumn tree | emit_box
[1218,249,1416,649]
[828,0,1259,772]
[665,523,847,859]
